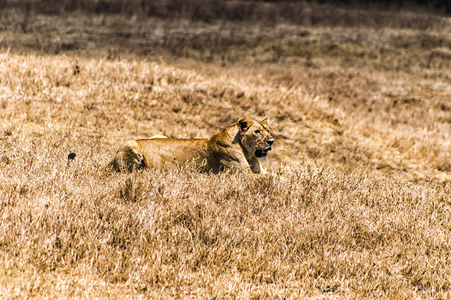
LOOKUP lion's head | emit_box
[238,118,274,161]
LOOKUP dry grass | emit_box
[1,4,451,299]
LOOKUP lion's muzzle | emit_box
[255,139,274,158]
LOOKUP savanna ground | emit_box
[1,1,451,298]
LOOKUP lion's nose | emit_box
[266,139,274,146]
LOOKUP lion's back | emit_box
[137,138,210,168]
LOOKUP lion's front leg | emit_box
[248,157,267,174]
[223,154,263,174]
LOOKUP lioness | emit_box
[110,118,274,174]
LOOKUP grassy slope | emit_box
[1,6,451,299]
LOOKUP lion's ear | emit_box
[238,119,252,131]
[261,118,270,127]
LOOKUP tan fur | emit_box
[109,118,274,174]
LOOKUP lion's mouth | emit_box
[255,146,272,158]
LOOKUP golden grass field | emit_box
[1,3,451,299]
